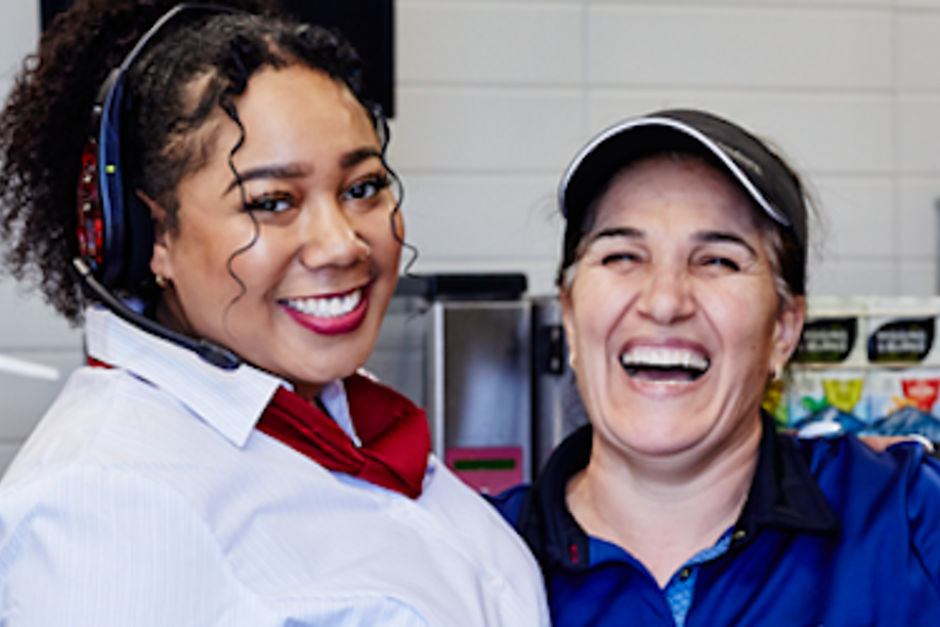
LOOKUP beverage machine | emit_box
[365,274,582,493]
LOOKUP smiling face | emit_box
[561,155,804,464]
[149,65,401,399]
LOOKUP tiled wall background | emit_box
[2,0,940,467]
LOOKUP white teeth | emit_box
[285,289,362,318]
[620,346,709,372]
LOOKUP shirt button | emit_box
[679,567,692,581]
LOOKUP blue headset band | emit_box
[94,3,243,285]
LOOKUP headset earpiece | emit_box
[77,63,157,291]
[75,138,104,269]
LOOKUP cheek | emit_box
[568,283,617,359]
[390,208,405,242]
[706,284,779,358]
[172,212,255,269]
[362,212,403,267]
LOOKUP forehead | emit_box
[590,154,761,232]
[242,65,374,143]
[190,65,375,167]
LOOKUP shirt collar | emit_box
[85,307,283,447]
[518,412,839,572]
[319,378,361,446]
[736,413,839,539]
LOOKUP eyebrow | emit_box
[694,230,758,257]
[223,146,384,195]
[588,226,644,244]
[587,226,758,256]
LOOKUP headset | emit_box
[73,3,243,369]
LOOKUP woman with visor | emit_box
[494,110,940,624]
[0,1,547,624]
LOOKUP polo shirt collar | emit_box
[84,306,283,447]
[737,412,839,539]
[520,412,839,572]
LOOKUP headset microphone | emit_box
[73,258,241,370]
[73,3,243,371]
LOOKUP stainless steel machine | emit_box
[365,274,584,492]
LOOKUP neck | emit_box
[566,415,762,588]
[293,380,325,403]
[153,291,200,341]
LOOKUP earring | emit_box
[155,275,169,289]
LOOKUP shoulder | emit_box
[0,369,242,570]
[795,431,938,485]
[795,432,940,577]
[2,365,193,487]
[487,483,532,527]
[793,431,940,502]
[422,458,534,548]
[417,461,549,623]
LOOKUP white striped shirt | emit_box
[0,308,549,626]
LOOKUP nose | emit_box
[297,200,370,270]
[636,265,695,325]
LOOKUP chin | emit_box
[603,415,709,458]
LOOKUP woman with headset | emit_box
[0,1,547,624]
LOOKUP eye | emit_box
[244,191,296,213]
[343,174,390,201]
[696,255,741,272]
[601,251,641,265]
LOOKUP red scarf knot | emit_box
[257,374,431,499]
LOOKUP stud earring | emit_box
[155,275,169,289]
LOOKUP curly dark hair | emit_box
[0,0,374,323]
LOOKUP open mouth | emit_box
[283,289,363,319]
[279,286,371,336]
[619,346,710,383]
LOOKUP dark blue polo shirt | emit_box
[492,414,940,625]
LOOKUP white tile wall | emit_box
[585,6,892,89]
[389,86,584,172]
[808,258,898,296]
[402,174,561,260]
[397,3,582,84]
[897,259,936,293]
[896,177,940,259]
[587,91,895,174]
[3,0,940,465]
[812,176,895,259]
[897,97,940,174]
[0,2,37,81]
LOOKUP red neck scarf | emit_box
[256,374,431,499]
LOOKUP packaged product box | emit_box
[866,296,940,441]
[784,297,869,434]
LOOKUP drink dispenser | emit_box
[366,274,533,494]
[531,296,588,473]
